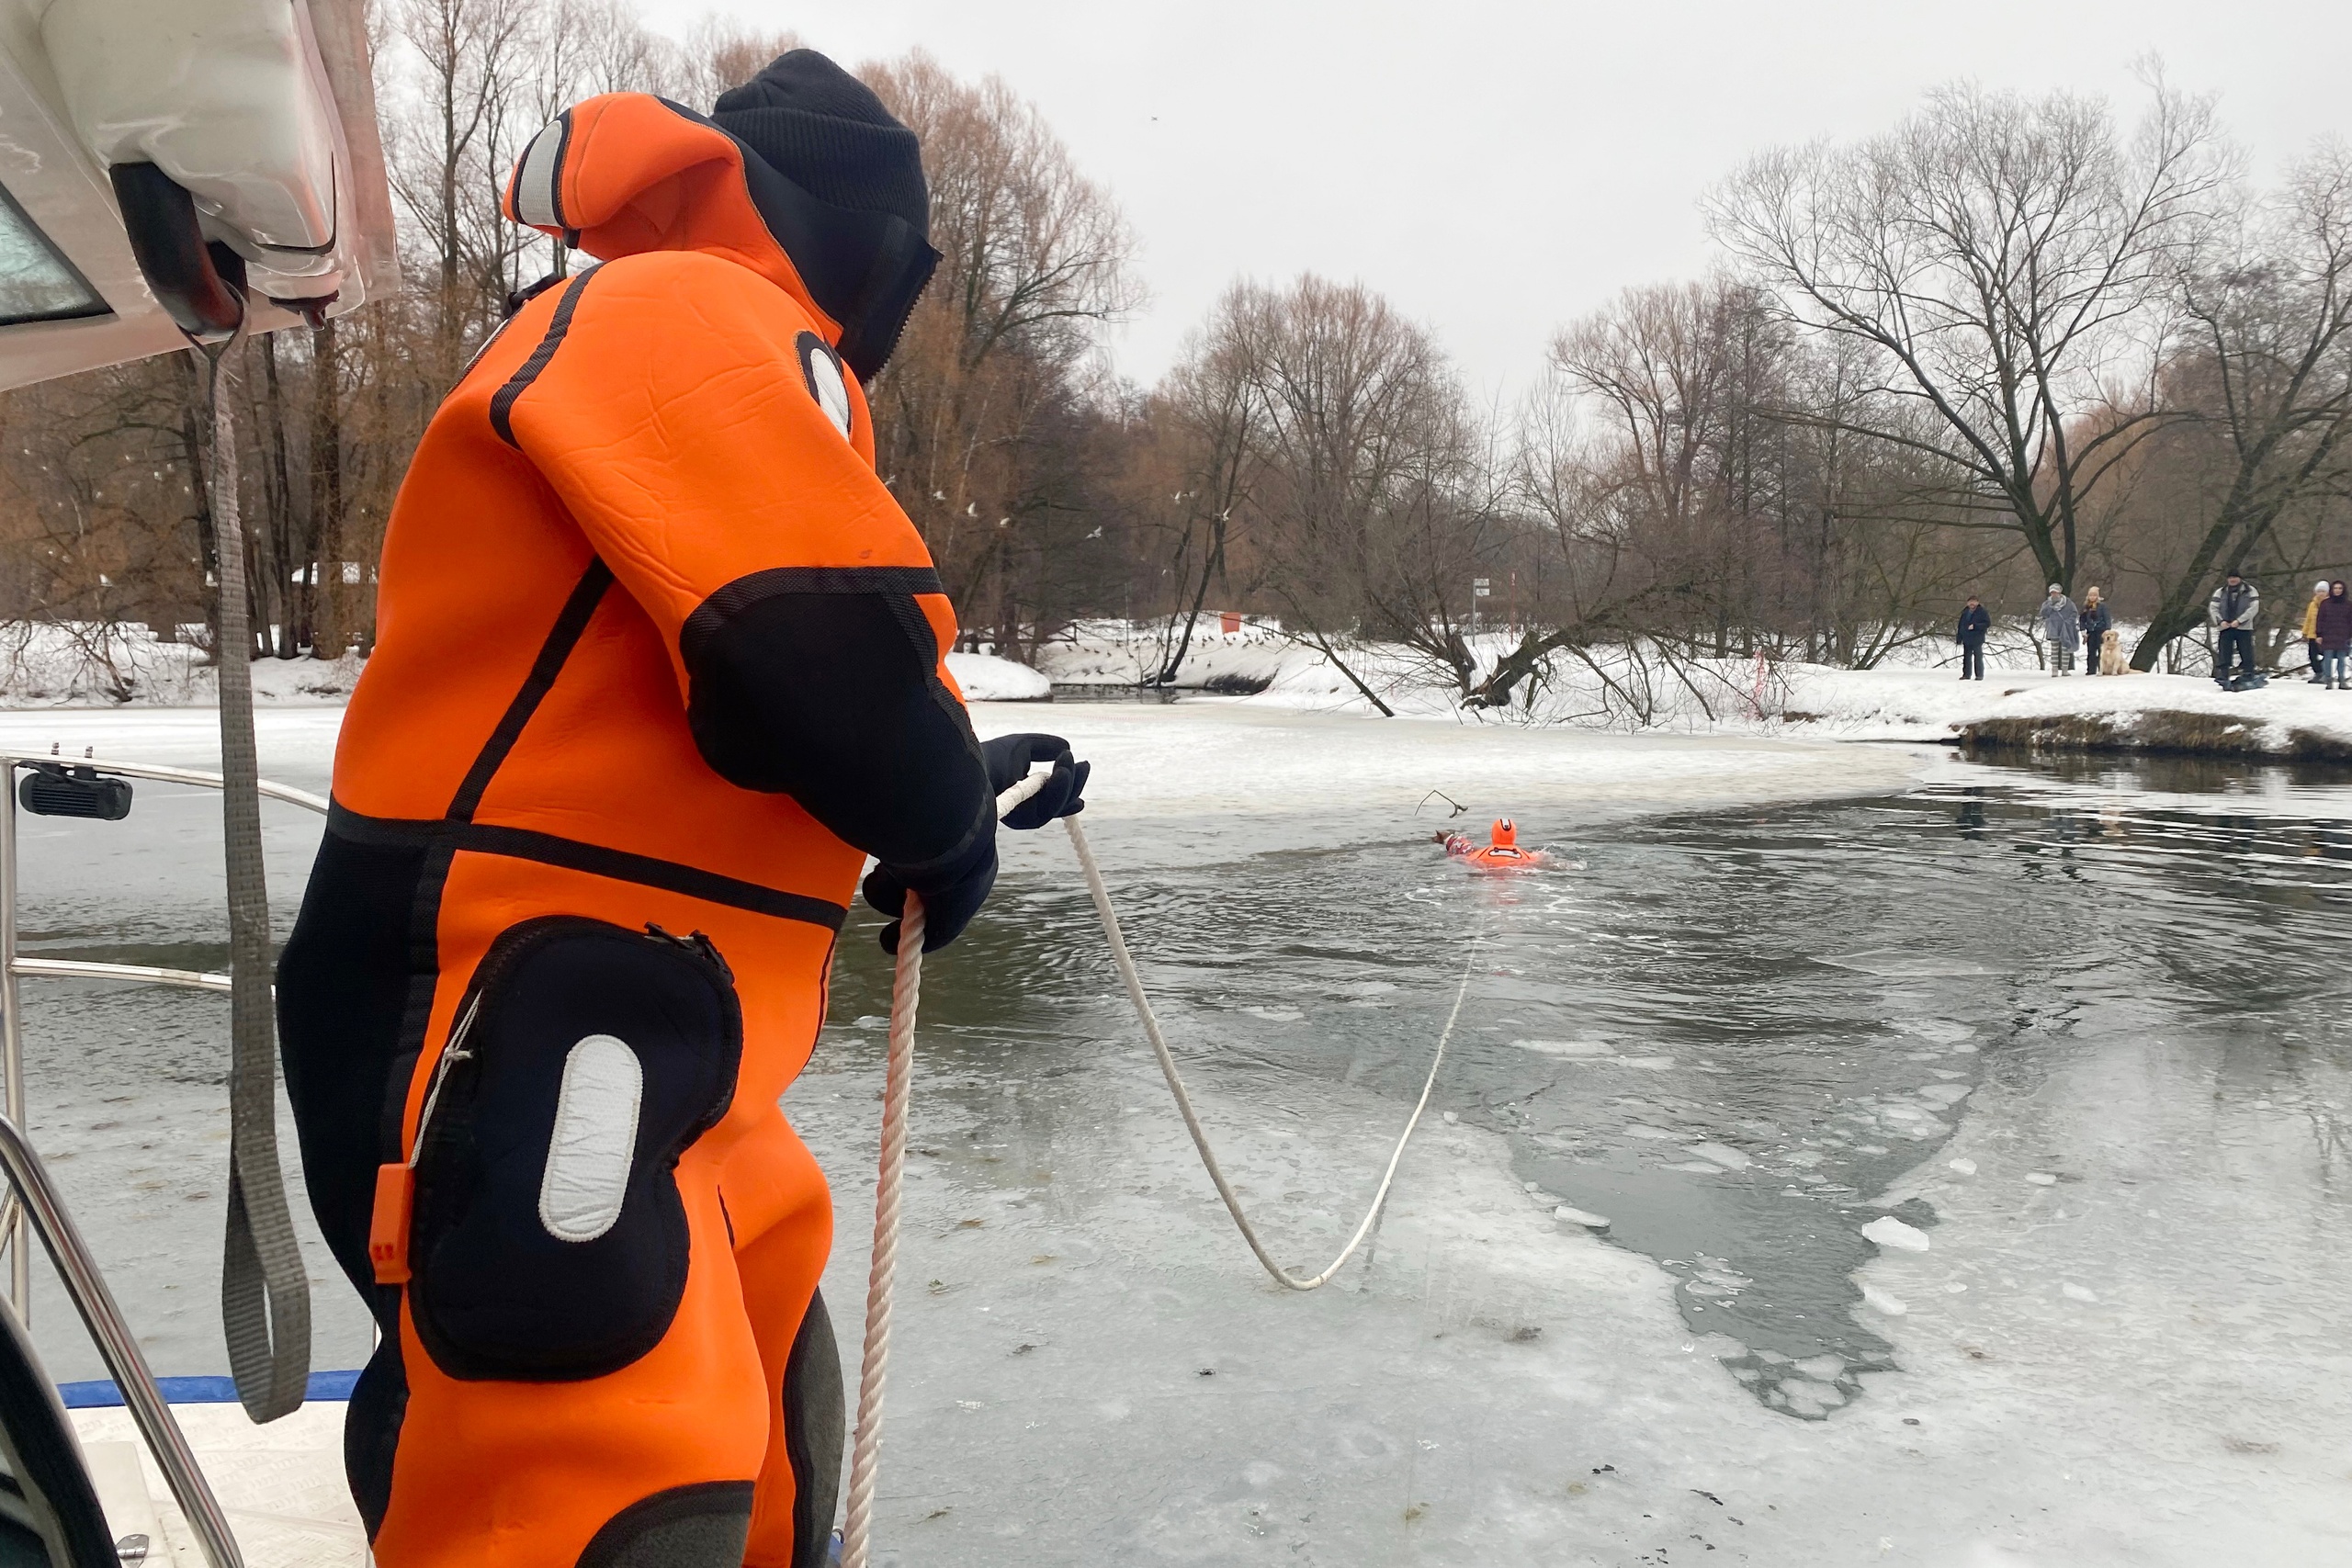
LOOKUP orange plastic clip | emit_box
[369,1163,415,1285]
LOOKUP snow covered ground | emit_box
[0,623,363,708]
[12,611,2341,761]
[18,626,2350,763]
[948,649,1052,702]
[1032,621,2352,759]
[0,621,1054,710]
[1782,663,2352,753]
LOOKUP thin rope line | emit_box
[842,778,1473,1565]
[1065,813,1477,1291]
[838,887,921,1568]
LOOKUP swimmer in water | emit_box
[1434,818,1545,869]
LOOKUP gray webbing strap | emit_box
[195,337,312,1422]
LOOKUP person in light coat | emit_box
[2303,579,2330,682]
[2210,573,2261,685]
[2037,584,2080,676]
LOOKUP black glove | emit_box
[863,835,996,956]
[864,734,1089,954]
[981,732,1089,829]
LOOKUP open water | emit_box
[830,750,2352,1421]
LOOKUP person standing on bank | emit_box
[2038,584,2080,676]
[2211,571,2261,686]
[2304,578,2331,682]
[2078,587,2112,677]
[1955,596,1991,681]
[2317,581,2352,689]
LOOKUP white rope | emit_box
[1064,814,1477,1290]
[841,773,1474,1563]
[841,771,1047,1568]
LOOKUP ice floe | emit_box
[1861,1215,1931,1252]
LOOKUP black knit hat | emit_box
[711,51,927,239]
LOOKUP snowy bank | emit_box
[1781,665,2352,761]
[0,625,1054,711]
[0,622,361,708]
[945,650,1050,702]
[19,613,2344,765]
[1035,623,2352,761]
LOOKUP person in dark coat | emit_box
[1954,597,1991,681]
[2079,587,2113,676]
[2317,581,2352,689]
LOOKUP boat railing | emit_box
[0,750,327,1568]
[0,1111,244,1567]
[0,750,328,1313]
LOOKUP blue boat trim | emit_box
[58,1371,361,1409]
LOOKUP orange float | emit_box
[1439,818,1549,871]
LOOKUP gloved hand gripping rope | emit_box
[840,752,1479,1568]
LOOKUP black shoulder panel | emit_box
[680,569,989,876]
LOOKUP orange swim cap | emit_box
[1491,818,1517,848]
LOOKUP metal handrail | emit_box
[0,1112,242,1568]
[10,959,232,993]
[0,753,330,816]
[0,750,328,1568]
[0,752,325,1314]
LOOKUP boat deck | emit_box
[69,1402,365,1566]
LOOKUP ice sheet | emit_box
[0,705,2344,1566]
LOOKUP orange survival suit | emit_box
[277,69,1021,1568]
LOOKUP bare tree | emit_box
[385,0,539,361]
[2120,141,2352,665]
[1187,276,1494,711]
[863,53,1141,660]
[675,17,804,110]
[1143,291,1272,682]
[1708,77,2231,593]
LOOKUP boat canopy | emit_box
[0,0,393,389]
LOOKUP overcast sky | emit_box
[634,0,2352,401]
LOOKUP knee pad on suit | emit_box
[578,1482,757,1567]
[780,1288,844,1565]
[408,917,742,1382]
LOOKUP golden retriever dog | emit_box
[2098,627,2126,676]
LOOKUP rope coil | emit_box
[840,774,1474,1563]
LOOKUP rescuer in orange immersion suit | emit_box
[274,53,1086,1568]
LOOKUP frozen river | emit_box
[0,704,2346,1565]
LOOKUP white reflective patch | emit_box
[514,119,566,230]
[537,1033,642,1243]
[808,347,853,437]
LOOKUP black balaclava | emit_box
[711,50,936,380]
